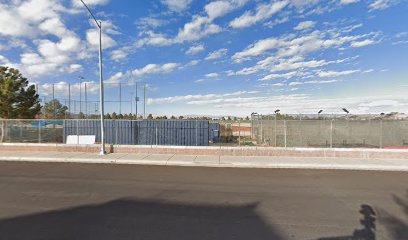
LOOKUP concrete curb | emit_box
[2,143,408,160]
[0,156,407,172]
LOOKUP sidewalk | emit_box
[0,151,407,171]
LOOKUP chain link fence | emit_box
[251,118,408,148]
[1,118,408,148]
[0,119,63,143]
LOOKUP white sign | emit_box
[66,135,96,145]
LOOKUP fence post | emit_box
[330,119,333,148]
[260,117,263,144]
[115,120,118,145]
[238,120,241,146]
[156,123,158,146]
[274,114,277,147]
[380,119,383,149]
[195,120,198,146]
[38,119,41,143]
[76,119,79,145]
[284,120,287,148]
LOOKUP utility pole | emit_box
[144,83,147,119]
[80,0,106,155]
[135,81,138,118]
[130,92,133,116]
[79,76,84,116]
[85,83,88,119]
[68,84,71,119]
[52,84,56,119]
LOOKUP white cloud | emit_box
[147,90,258,105]
[317,69,360,77]
[294,21,316,31]
[0,0,112,78]
[147,91,408,115]
[234,55,349,76]
[186,44,205,55]
[272,83,285,87]
[161,0,192,12]
[69,64,83,72]
[111,47,131,61]
[0,55,10,64]
[137,0,248,47]
[72,0,110,7]
[359,100,401,107]
[232,38,279,63]
[205,0,248,20]
[40,81,100,96]
[229,0,289,29]
[350,39,375,47]
[232,29,378,63]
[340,0,360,4]
[86,20,118,49]
[260,71,298,81]
[289,80,339,86]
[136,17,168,30]
[205,48,228,60]
[0,4,35,37]
[186,60,200,66]
[368,0,398,11]
[132,63,179,77]
[175,16,222,43]
[205,73,219,78]
[105,72,124,84]
[290,0,321,9]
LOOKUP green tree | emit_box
[112,112,118,120]
[170,115,176,119]
[147,114,153,119]
[78,112,85,119]
[42,99,68,119]
[178,116,184,119]
[0,66,41,119]
[105,113,112,119]
[118,113,124,119]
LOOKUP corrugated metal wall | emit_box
[64,120,210,146]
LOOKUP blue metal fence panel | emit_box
[64,119,210,146]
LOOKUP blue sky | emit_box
[1,0,408,116]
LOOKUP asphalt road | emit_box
[0,161,406,240]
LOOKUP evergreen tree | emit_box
[147,114,153,119]
[0,66,41,119]
[42,99,68,119]
[112,112,118,119]
[105,113,112,119]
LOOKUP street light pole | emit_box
[80,0,105,155]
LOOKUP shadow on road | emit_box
[0,198,285,240]
[377,190,408,240]
[318,204,377,240]
[0,193,407,240]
